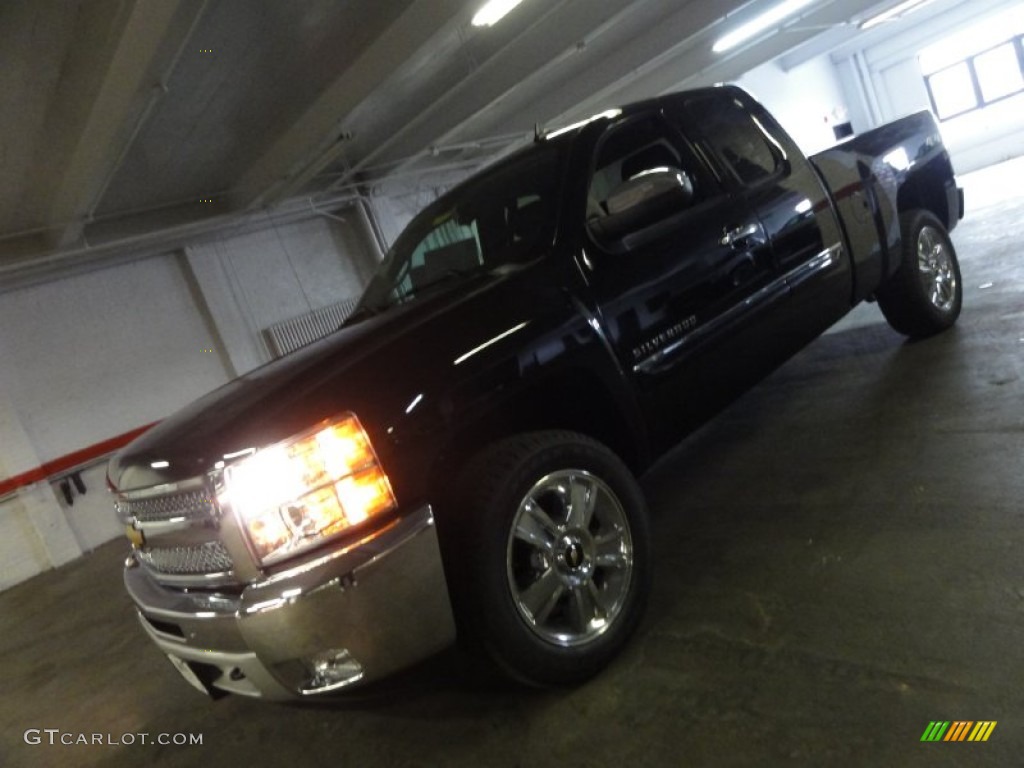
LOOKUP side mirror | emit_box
[589,169,695,242]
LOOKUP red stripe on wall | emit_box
[0,422,158,498]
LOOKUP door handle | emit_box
[720,223,761,248]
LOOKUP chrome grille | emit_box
[136,541,234,575]
[117,481,237,581]
[117,490,216,524]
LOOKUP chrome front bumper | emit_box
[124,506,456,700]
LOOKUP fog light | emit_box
[300,649,364,694]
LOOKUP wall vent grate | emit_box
[263,297,360,358]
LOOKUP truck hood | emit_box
[109,268,538,491]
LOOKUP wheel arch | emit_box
[897,153,956,229]
[434,367,649,488]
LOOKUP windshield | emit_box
[355,143,567,314]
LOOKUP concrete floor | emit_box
[3,158,1023,768]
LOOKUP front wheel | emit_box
[451,432,651,686]
[876,209,962,338]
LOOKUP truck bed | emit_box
[810,111,961,304]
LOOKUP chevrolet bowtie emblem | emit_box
[125,525,145,548]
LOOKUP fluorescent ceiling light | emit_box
[472,0,525,27]
[712,0,819,53]
[859,0,937,30]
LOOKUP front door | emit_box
[579,111,786,449]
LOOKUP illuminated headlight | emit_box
[224,414,396,566]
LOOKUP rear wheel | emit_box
[451,431,651,686]
[876,210,962,338]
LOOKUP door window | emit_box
[681,94,783,186]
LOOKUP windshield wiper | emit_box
[344,267,488,328]
[410,266,488,297]
[340,304,382,327]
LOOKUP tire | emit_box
[876,209,962,338]
[449,431,651,686]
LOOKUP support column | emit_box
[0,387,82,590]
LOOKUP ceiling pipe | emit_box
[84,81,168,223]
[0,149,486,260]
[320,134,524,197]
[316,0,593,197]
[352,197,388,258]
[0,191,370,294]
[313,157,392,258]
[84,0,213,225]
[308,196,387,258]
[314,157,480,183]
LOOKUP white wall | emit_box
[0,463,125,592]
[831,0,1024,173]
[737,54,849,155]
[938,94,1024,172]
[0,255,232,461]
[0,209,376,589]
[187,214,377,375]
[0,253,230,589]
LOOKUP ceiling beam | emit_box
[0,3,75,236]
[229,0,468,211]
[42,0,206,250]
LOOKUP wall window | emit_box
[923,36,1024,120]
[975,43,1024,102]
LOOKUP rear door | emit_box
[579,110,787,447]
[670,88,852,338]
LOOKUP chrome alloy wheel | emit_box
[505,470,633,647]
[917,225,958,313]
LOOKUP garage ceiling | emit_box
[0,0,957,283]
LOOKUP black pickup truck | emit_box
[110,85,963,700]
